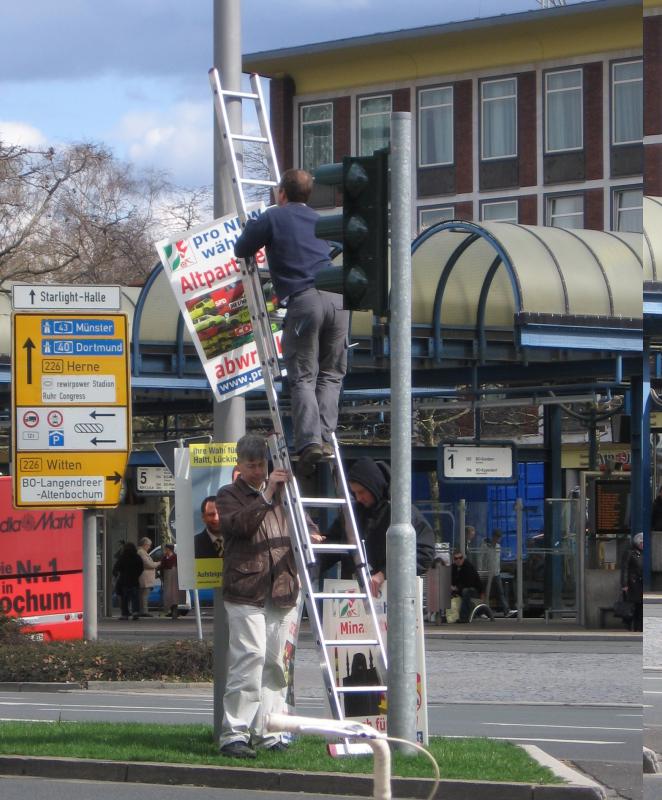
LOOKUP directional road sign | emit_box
[12,284,121,311]
[12,312,131,507]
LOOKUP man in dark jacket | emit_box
[451,550,483,623]
[332,457,435,598]
[215,434,322,759]
[620,532,643,632]
[234,169,349,474]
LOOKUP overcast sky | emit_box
[0,0,593,187]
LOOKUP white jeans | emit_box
[220,598,298,749]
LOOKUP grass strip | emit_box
[0,721,559,784]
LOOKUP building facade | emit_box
[245,0,645,235]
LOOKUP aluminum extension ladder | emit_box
[208,68,388,722]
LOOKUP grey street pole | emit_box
[83,511,98,641]
[386,111,417,751]
[212,0,245,743]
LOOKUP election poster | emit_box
[174,442,236,590]
[322,578,429,743]
[154,206,283,403]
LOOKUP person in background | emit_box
[215,433,325,759]
[652,486,662,532]
[450,550,483,623]
[233,169,350,476]
[137,537,160,617]
[482,530,517,617]
[194,496,223,558]
[160,543,182,620]
[620,532,643,632]
[464,525,477,557]
[328,457,435,598]
[112,541,143,621]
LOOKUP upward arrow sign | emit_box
[22,338,36,384]
[29,289,35,304]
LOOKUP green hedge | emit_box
[0,638,213,684]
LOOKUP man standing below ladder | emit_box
[234,169,350,475]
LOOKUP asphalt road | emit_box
[0,776,342,800]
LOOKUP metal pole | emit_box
[386,111,417,751]
[193,589,203,641]
[515,498,523,622]
[83,511,98,641]
[213,0,245,743]
[458,499,466,554]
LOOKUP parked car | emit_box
[147,545,215,612]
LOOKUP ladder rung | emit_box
[230,133,269,144]
[336,685,387,694]
[323,639,380,647]
[220,89,259,100]
[311,543,358,552]
[240,177,278,186]
[312,591,368,601]
[300,497,347,507]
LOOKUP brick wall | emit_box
[584,62,603,181]
[270,76,295,172]
[646,142,662,196]
[518,195,537,225]
[518,72,537,187]
[644,15,662,137]
[455,80,473,195]
[584,188,604,230]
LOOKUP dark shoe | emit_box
[298,443,323,475]
[321,442,335,458]
[220,741,257,759]
[132,614,140,620]
[264,740,289,752]
[506,609,518,618]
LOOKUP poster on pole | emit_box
[322,578,429,743]
[174,442,236,590]
[154,206,283,403]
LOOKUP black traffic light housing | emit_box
[312,151,389,315]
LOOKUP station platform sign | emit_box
[12,311,131,508]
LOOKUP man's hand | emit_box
[263,468,290,502]
[370,570,385,598]
[311,533,326,544]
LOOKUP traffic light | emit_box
[312,151,389,315]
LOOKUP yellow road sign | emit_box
[12,312,131,508]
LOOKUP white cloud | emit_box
[0,121,48,148]
[112,102,214,187]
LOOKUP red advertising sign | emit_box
[0,477,83,640]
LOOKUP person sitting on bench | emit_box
[451,550,483,623]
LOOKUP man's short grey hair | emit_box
[236,434,267,463]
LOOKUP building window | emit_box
[418,206,454,232]
[359,95,392,156]
[612,60,643,145]
[481,77,517,160]
[300,103,333,172]
[418,86,453,166]
[546,195,584,229]
[481,200,518,223]
[613,188,643,232]
[545,68,583,152]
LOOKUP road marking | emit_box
[445,734,625,745]
[0,701,211,713]
[482,722,639,732]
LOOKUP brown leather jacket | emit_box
[216,477,318,608]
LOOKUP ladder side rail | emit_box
[209,68,250,222]
[330,433,388,671]
[250,74,281,187]
[267,437,345,720]
[239,258,283,391]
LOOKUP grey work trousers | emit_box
[281,288,349,452]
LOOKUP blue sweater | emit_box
[233,203,332,302]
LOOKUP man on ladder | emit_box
[234,168,350,476]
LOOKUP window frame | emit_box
[417,84,454,168]
[417,205,455,233]
[545,192,585,229]
[480,199,519,224]
[611,58,643,146]
[358,94,393,157]
[612,186,643,233]
[544,67,584,154]
[299,101,334,173]
[480,76,518,162]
